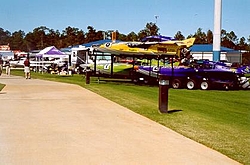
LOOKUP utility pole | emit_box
[213,0,222,61]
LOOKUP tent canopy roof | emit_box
[36,46,68,58]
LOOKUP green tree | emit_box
[221,29,237,49]
[126,32,138,41]
[0,28,11,45]
[10,30,26,50]
[228,31,238,43]
[75,30,86,45]
[138,22,159,40]
[186,34,194,39]
[137,29,148,41]
[236,37,248,50]
[33,26,50,49]
[61,26,85,47]
[117,32,127,41]
[193,28,207,44]
[240,36,250,65]
[23,26,55,51]
[206,30,213,44]
[46,29,62,48]
[174,31,185,40]
[2,25,250,54]
[95,30,105,41]
[85,26,103,43]
[24,31,40,51]
[242,52,250,65]
[146,22,159,36]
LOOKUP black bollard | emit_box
[85,67,91,84]
[158,75,170,113]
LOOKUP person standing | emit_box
[24,58,31,79]
[5,59,11,76]
[0,57,3,76]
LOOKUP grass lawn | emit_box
[0,83,5,91]
[9,69,250,164]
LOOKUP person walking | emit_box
[5,59,11,76]
[24,58,31,79]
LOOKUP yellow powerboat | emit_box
[97,37,195,57]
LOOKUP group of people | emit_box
[0,57,31,79]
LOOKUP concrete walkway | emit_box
[0,74,241,165]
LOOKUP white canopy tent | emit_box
[35,46,69,74]
[36,46,68,58]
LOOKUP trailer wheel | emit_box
[200,81,209,90]
[132,78,139,83]
[186,79,196,90]
[172,79,182,89]
[144,79,149,84]
[240,77,250,89]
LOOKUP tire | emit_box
[186,79,196,90]
[172,79,182,89]
[240,77,250,89]
[132,78,139,83]
[200,81,209,90]
[144,79,149,84]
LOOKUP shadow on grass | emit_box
[168,109,183,113]
[159,109,183,114]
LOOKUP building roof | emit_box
[190,44,239,53]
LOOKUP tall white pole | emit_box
[213,0,222,61]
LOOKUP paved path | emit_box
[0,74,241,165]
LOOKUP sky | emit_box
[1,0,250,39]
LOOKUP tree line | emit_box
[0,22,250,63]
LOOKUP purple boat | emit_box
[133,60,250,90]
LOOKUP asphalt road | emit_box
[0,74,241,165]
